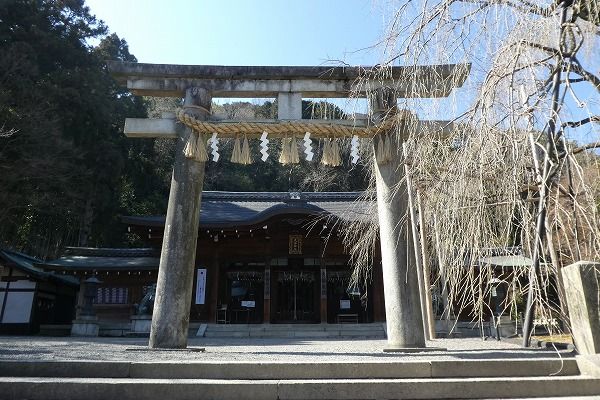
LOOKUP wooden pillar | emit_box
[264,264,271,323]
[263,239,272,323]
[320,266,327,324]
[371,87,426,350]
[372,259,385,321]
[433,214,451,320]
[404,152,434,341]
[208,243,220,323]
[404,146,429,339]
[416,189,436,339]
[319,240,327,323]
[75,278,85,319]
[149,87,210,349]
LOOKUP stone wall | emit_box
[562,261,600,355]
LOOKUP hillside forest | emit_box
[0,0,368,258]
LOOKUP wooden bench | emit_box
[336,313,359,324]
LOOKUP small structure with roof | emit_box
[0,249,77,334]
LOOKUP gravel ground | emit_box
[0,337,573,362]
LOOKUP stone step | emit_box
[202,323,386,338]
[38,324,71,336]
[0,359,580,380]
[200,331,386,336]
[203,332,385,338]
[206,323,384,331]
[203,333,385,338]
[1,375,599,400]
[505,398,600,400]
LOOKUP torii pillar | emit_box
[149,87,211,348]
[371,88,426,351]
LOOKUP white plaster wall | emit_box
[2,292,34,323]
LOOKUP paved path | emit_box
[0,337,573,362]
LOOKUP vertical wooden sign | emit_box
[195,268,207,304]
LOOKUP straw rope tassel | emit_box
[376,135,385,163]
[321,139,331,165]
[183,131,199,159]
[279,136,291,164]
[231,135,242,163]
[289,135,300,164]
[331,138,342,167]
[195,133,208,162]
[240,135,252,165]
[383,133,392,163]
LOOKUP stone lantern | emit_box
[71,275,102,337]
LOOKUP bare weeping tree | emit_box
[344,0,600,343]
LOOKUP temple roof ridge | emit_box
[202,190,364,202]
[63,247,158,258]
[121,190,374,229]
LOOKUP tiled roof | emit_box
[63,247,158,257]
[38,192,374,272]
[201,191,362,202]
[40,255,160,271]
[0,249,78,286]
[122,191,374,228]
[36,247,160,272]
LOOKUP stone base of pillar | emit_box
[130,315,152,334]
[126,347,206,353]
[383,346,447,353]
[71,316,99,337]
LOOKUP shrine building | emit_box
[41,191,386,329]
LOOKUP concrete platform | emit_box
[0,337,597,400]
[0,336,575,362]
[203,323,386,339]
[0,336,567,362]
[1,375,600,400]
[0,358,581,379]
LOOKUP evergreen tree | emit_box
[0,0,156,256]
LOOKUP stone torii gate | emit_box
[108,62,469,350]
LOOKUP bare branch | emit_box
[569,57,600,92]
[0,125,17,138]
[458,0,555,16]
[521,41,561,55]
[573,140,600,154]
[562,115,600,128]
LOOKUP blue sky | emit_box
[86,0,388,66]
[86,0,402,114]
[85,0,597,144]
[85,1,480,119]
